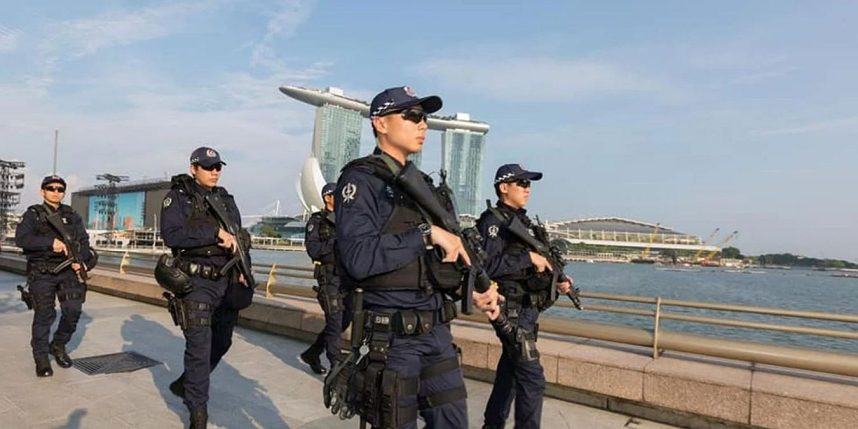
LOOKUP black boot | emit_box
[35,356,53,377]
[299,348,327,375]
[49,342,73,368]
[169,374,186,399]
[189,408,207,429]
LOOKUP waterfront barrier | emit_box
[2,251,858,428]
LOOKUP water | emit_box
[97,249,858,354]
[550,262,858,354]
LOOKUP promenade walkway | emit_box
[0,270,674,428]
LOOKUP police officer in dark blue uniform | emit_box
[479,164,573,429]
[15,175,97,377]
[331,86,501,429]
[159,147,255,429]
[300,183,352,374]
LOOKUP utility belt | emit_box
[175,259,226,280]
[163,292,212,330]
[27,260,68,275]
[364,302,458,338]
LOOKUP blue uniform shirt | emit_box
[334,151,442,310]
[15,203,96,267]
[476,202,533,279]
[160,179,245,267]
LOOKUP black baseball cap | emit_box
[41,175,66,189]
[321,183,336,198]
[494,164,543,184]
[370,86,442,117]
[190,146,226,168]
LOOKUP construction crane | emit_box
[631,223,661,264]
[703,230,739,265]
[693,228,720,262]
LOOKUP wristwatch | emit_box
[417,223,432,247]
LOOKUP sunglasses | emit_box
[196,163,223,172]
[43,186,66,193]
[509,179,531,189]
[384,108,427,124]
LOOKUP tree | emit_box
[721,246,744,259]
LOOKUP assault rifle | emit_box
[394,163,494,315]
[39,206,89,283]
[487,202,582,309]
[204,193,256,289]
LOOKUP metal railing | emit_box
[4,249,858,378]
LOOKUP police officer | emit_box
[300,183,352,374]
[479,164,573,429]
[15,175,97,377]
[160,147,255,429]
[333,86,500,428]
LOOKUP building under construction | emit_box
[0,159,26,240]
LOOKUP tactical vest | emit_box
[310,210,337,266]
[169,174,231,258]
[28,204,78,263]
[486,204,554,299]
[340,155,463,293]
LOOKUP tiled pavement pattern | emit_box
[0,270,675,429]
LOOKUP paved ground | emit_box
[0,270,676,428]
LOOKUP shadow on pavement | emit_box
[53,408,87,429]
[66,311,92,354]
[121,313,291,428]
[237,328,322,375]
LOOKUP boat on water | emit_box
[630,258,656,264]
[656,267,701,273]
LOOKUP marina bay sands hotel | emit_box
[279,85,490,215]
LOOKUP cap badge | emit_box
[206,149,217,157]
[404,86,416,96]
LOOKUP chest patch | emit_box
[488,225,499,238]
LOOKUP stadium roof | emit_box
[550,217,687,236]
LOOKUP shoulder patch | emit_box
[307,223,314,232]
[163,197,172,208]
[342,182,357,204]
[488,225,500,238]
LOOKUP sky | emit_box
[1,1,857,261]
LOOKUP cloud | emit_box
[249,0,316,72]
[39,1,218,60]
[418,56,662,102]
[751,115,858,136]
[1,1,329,215]
[0,25,21,52]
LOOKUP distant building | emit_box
[248,216,305,241]
[279,85,490,215]
[311,89,363,182]
[548,217,719,261]
[70,178,171,231]
[441,116,486,215]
